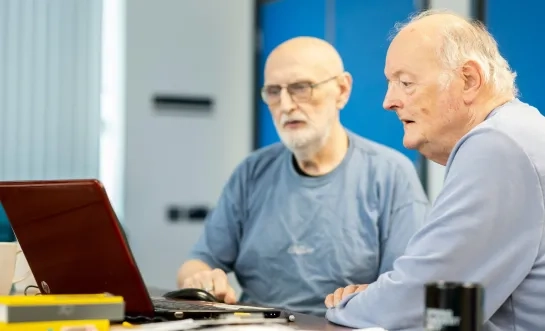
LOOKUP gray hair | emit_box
[392,9,518,98]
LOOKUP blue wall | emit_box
[257,0,327,150]
[257,0,421,163]
[487,0,545,116]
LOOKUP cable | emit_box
[23,285,41,296]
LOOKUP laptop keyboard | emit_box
[152,298,225,311]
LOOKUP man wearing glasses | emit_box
[176,36,429,316]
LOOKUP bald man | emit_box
[325,9,545,331]
[176,37,429,316]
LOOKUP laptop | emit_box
[0,179,283,322]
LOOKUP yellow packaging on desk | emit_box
[0,319,110,331]
[0,294,124,324]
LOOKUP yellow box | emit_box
[0,294,125,324]
[0,319,110,331]
[0,294,123,306]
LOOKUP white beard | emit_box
[275,120,332,158]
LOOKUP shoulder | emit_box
[349,132,419,177]
[450,100,545,172]
[445,125,541,208]
[217,143,288,205]
[452,98,545,164]
[448,124,533,174]
[433,125,544,238]
[227,142,288,185]
[348,131,427,202]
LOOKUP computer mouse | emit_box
[162,288,219,302]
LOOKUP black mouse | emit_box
[162,288,219,302]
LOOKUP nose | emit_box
[279,88,296,113]
[383,85,402,111]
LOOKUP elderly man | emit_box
[176,37,429,316]
[325,9,545,331]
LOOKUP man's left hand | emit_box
[325,284,368,308]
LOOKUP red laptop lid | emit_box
[0,179,154,317]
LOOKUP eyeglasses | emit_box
[261,75,338,105]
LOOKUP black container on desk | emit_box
[424,281,483,331]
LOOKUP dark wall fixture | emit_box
[152,94,214,113]
[420,0,430,11]
[253,0,262,150]
[472,0,486,22]
[166,205,210,223]
[417,0,430,194]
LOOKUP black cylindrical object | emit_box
[424,281,484,331]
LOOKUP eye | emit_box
[400,81,412,87]
[289,82,311,92]
[264,86,281,96]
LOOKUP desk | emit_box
[109,314,347,331]
[13,287,349,331]
[110,314,348,331]
[289,313,349,330]
[146,288,349,330]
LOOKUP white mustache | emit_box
[280,114,307,126]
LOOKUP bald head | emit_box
[264,37,344,83]
[401,10,470,33]
[389,9,517,96]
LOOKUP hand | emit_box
[324,284,368,308]
[181,268,237,304]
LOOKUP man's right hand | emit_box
[324,284,368,308]
[180,268,237,304]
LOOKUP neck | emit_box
[430,93,514,165]
[293,123,349,176]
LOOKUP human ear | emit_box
[461,60,483,103]
[336,72,353,110]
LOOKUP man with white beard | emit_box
[176,36,429,316]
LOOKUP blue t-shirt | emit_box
[326,99,545,330]
[190,131,429,316]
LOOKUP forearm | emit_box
[177,259,213,287]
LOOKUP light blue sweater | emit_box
[326,99,545,331]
